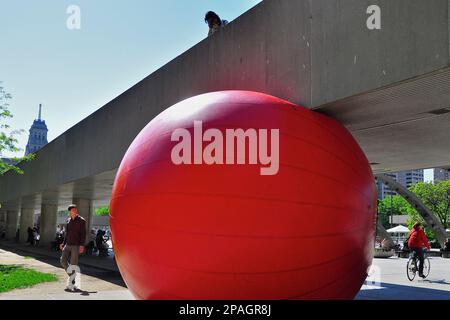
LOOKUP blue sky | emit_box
[0,0,433,181]
[1,0,261,153]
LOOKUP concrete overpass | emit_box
[1,0,450,245]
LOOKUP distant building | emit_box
[434,168,450,182]
[25,104,48,156]
[376,170,424,200]
[376,173,397,200]
[397,170,424,188]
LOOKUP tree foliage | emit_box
[378,181,450,243]
[95,206,110,217]
[0,83,34,175]
[378,195,410,227]
[408,181,450,230]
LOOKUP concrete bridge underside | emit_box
[1,0,450,242]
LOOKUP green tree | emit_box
[95,206,110,217]
[377,181,450,244]
[407,181,450,230]
[377,195,411,228]
[0,83,34,175]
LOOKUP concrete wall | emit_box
[0,0,449,206]
[311,0,449,106]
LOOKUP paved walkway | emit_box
[0,246,133,300]
[357,256,450,299]
[1,241,449,300]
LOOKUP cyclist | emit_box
[408,222,431,278]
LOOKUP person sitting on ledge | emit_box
[205,11,228,37]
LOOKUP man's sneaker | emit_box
[419,273,426,278]
[65,286,75,292]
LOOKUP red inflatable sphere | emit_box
[110,91,376,300]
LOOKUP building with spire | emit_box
[25,104,48,156]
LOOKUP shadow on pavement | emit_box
[0,243,127,288]
[421,279,450,286]
[64,288,99,296]
[357,281,450,300]
[80,291,98,296]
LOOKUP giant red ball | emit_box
[110,90,376,300]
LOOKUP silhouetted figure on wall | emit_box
[205,11,228,37]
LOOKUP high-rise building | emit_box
[434,168,450,182]
[376,170,424,200]
[376,173,397,200]
[396,170,424,188]
[25,104,48,156]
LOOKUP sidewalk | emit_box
[2,239,449,300]
[357,256,450,299]
[1,288,134,300]
[0,247,133,300]
[0,240,119,272]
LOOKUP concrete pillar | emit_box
[19,208,35,243]
[5,210,19,240]
[72,198,93,238]
[40,203,58,246]
[0,211,6,231]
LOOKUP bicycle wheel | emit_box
[406,258,416,281]
[422,257,431,278]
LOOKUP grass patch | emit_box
[23,256,34,260]
[0,265,58,293]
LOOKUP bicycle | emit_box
[406,249,430,281]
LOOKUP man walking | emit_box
[60,204,86,291]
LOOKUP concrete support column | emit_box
[72,198,93,240]
[40,204,58,246]
[19,208,35,243]
[0,210,6,232]
[6,210,19,240]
